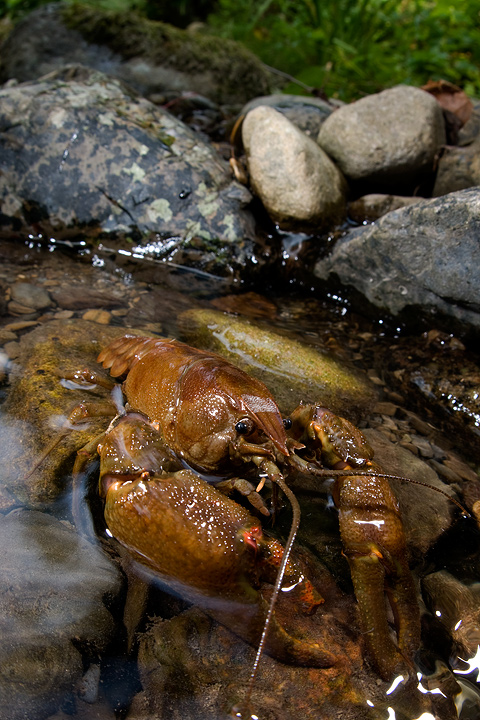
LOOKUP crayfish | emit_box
[45,332,447,710]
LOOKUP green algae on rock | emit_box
[0,319,129,506]
[177,308,376,422]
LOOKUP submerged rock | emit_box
[0,319,126,506]
[0,509,122,720]
[317,85,445,193]
[0,65,259,281]
[0,3,272,105]
[242,106,346,231]
[134,604,367,720]
[314,188,480,336]
[422,570,480,664]
[362,429,456,562]
[177,307,376,422]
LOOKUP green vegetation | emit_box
[208,0,480,100]
[1,0,479,100]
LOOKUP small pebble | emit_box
[0,329,17,344]
[8,300,38,316]
[428,459,462,484]
[404,411,435,436]
[398,441,420,456]
[386,390,404,404]
[10,281,52,309]
[378,428,397,442]
[111,308,128,317]
[412,436,434,458]
[82,309,111,325]
[373,401,398,416]
[4,320,39,331]
[3,341,20,359]
[54,310,74,319]
[443,456,479,483]
[367,371,385,386]
[381,415,399,431]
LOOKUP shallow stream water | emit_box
[1,237,480,720]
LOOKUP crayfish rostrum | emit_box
[65,334,423,687]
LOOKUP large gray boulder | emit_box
[242,105,346,231]
[0,66,259,280]
[317,85,446,191]
[314,188,480,333]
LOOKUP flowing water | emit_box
[0,237,479,720]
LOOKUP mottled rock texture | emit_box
[0,510,122,720]
[0,66,259,280]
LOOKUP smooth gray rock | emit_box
[10,283,53,310]
[0,510,123,720]
[0,66,259,281]
[242,105,346,231]
[241,93,337,138]
[314,188,480,332]
[317,85,446,188]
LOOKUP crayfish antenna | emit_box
[234,472,301,718]
[22,428,70,480]
[297,459,471,519]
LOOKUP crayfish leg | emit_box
[259,535,324,614]
[209,594,339,669]
[347,550,408,679]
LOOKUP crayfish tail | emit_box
[98,335,161,377]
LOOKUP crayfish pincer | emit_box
[89,411,338,669]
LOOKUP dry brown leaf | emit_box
[422,79,473,127]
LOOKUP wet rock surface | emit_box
[0,318,127,506]
[0,65,260,281]
[0,8,480,714]
[315,188,480,335]
[178,307,376,422]
[0,3,272,105]
[0,509,123,720]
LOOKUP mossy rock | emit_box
[0,3,272,105]
[1,319,127,506]
[177,308,377,422]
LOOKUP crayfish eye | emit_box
[283,417,292,430]
[235,419,253,435]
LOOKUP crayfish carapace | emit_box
[46,332,463,709]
